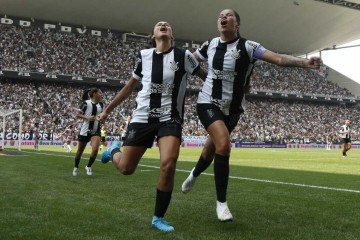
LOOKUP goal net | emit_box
[0,109,23,151]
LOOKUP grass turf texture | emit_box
[1,146,360,240]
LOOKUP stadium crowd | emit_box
[1,23,359,144]
[1,78,360,144]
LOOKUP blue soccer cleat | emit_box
[151,216,174,232]
[101,140,121,163]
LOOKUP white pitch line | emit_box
[0,154,29,157]
[20,151,360,194]
[142,164,360,194]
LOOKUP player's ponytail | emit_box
[81,89,90,101]
[149,31,156,48]
[231,9,241,38]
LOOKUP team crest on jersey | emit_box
[231,49,241,59]
[170,61,179,71]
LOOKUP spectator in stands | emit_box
[2,78,360,143]
[180,9,322,223]
[72,88,104,177]
[97,21,205,232]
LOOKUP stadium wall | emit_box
[2,140,359,150]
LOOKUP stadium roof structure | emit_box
[1,0,360,56]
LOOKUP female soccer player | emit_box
[62,124,73,152]
[181,9,322,222]
[33,122,40,151]
[72,88,104,177]
[339,119,351,157]
[97,21,205,232]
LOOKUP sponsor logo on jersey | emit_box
[247,40,260,49]
[170,61,179,71]
[212,69,237,80]
[187,55,198,68]
[211,98,231,110]
[148,107,171,118]
[148,83,174,94]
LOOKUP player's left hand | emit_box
[306,57,322,69]
[97,112,108,122]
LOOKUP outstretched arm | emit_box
[262,50,322,69]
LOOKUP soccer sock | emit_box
[193,155,212,177]
[154,189,172,218]
[214,154,229,203]
[111,148,120,161]
[87,156,96,167]
[74,157,81,168]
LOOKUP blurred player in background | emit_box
[33,122,40,151]
[99,125,107,151]
[62,125,73,152]
[72,88,104,177]
[325,133,332,150]
[339,119,351,158]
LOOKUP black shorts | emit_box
[78,133,101,143]
[123,120,182,148]
[197,103,240,133]
[101,136,106,142]
[341,138,351,144]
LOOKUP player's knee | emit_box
[117,161,136,175]
[119,167,135,175]
[160,159,177,175]
[215,140,231,155]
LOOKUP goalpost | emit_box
[0,109,23,151]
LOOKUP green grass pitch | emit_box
[1,146,360,240]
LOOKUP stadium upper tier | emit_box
[0,23,355,98]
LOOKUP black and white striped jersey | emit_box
[132,47,200,123]
[196,37,266,115]
[78,100,104,136]
[339,124,351,139]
